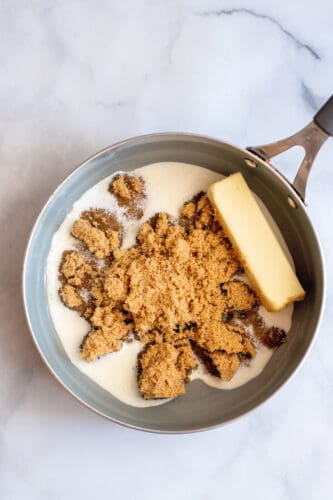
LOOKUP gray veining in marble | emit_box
[1,1,332,499]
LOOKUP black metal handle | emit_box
[314,95,333,136]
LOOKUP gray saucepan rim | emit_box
[22,131,326,434]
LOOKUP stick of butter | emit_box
[208,172,305,311]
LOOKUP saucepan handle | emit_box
[247,95,333,203]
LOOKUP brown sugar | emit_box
[71,209,121,259]
[190,343,241,381]
[81,209,121,237]
[174,339,197,379]
[109,174,145,218]
[60,251,95,288]
[71,219,110,259]
[59,190,285,400]
[59,284,84,310]
[81,308,133,362]
[111,175,143,201]
[221,281,258,312]
[138,343,187,399]
[242,337,256,358]
[192,323,247,354]
[209,352,240,381]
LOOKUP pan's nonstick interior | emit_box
[23,134,324,432]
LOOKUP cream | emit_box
[47,162,293,407]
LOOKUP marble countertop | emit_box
[1,1,333,499]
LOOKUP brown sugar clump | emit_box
[71,209,121,259]
[181,201,196,219]
[124,254,194,338]
[59,189,285,400]
[138,343,186,399]
[58,251,96,317]
[238,310,286,349]
[242,337,256,358]
[71,219,110,259]
[174,339,197,378]
[81,308,132,362]
[209,352,240,381]
[59,284,83,310]
[190,343,240,381]
[192,323,245,354]
[221,281,258,312]
[111,175,143,201]
[181,192,222,233]
[81,328,122,362]
[81,209,121,237]
[109,174,145,218]
[60,251,95,287]
[261,326,286,349]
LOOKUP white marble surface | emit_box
[1,1,333,498]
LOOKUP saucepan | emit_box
[23,95,333,433]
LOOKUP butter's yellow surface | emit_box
[208,173,305,311]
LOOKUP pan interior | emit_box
[23,134,324,432]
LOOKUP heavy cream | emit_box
[47,162,293,407]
